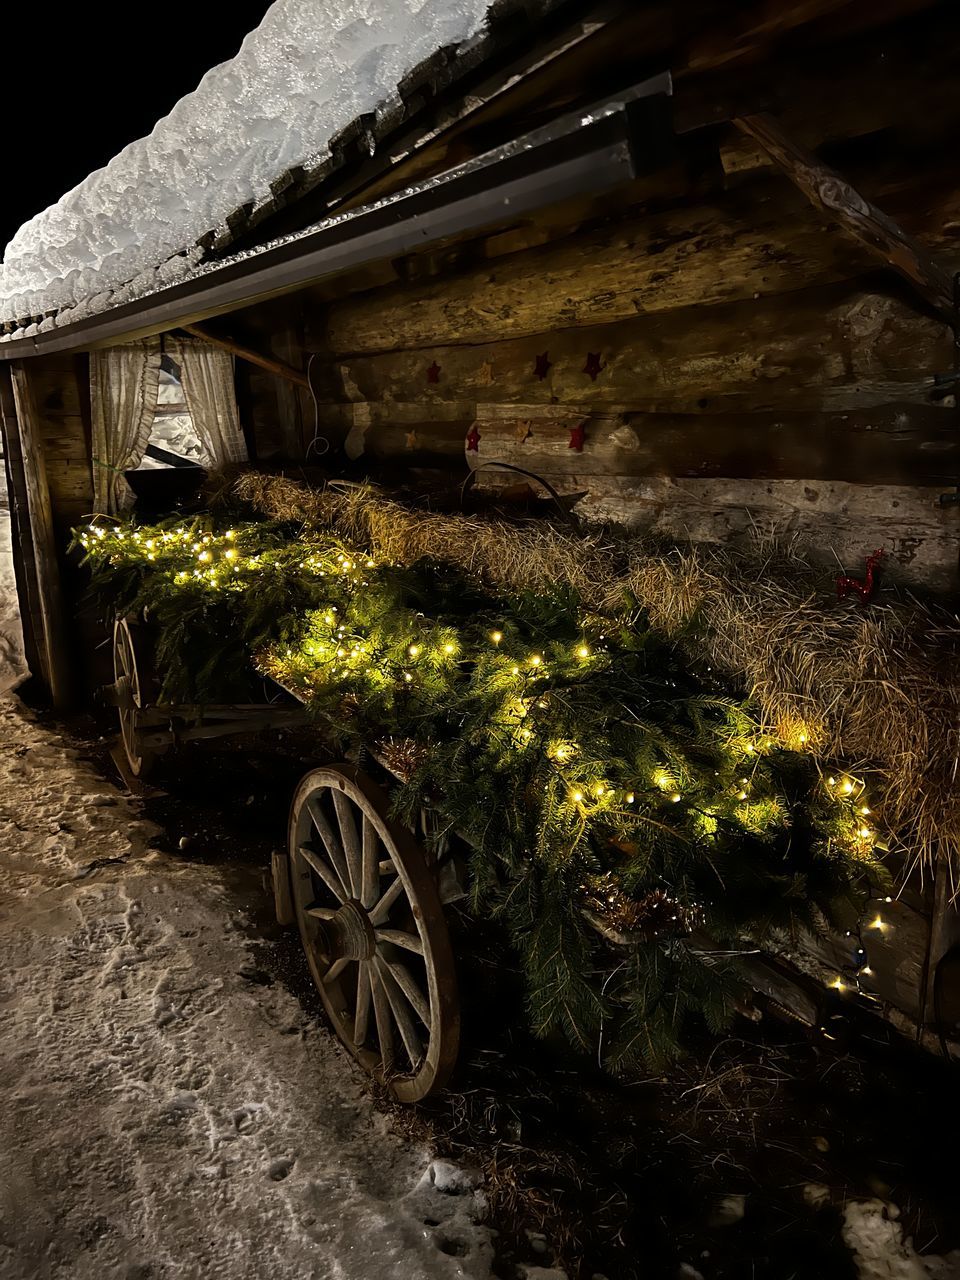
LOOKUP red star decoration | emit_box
[533,352,551,380]
[465,426,481,453]
[426,361,441,383]
[568,422,587,452]
[583,352,605,381]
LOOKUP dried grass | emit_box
[235,472,960,876]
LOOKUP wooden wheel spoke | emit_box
[354,963,372,1047]
[369,873,407,926]
[299,844,346,903]
[375,957,423,1069]
[305,903,337,921]
[374,928,423,956]
[370,969,396,1072]
[324,956,350,985]
[361,815,381,910]
[306,800,351,898]
[332,790,363,898]
[379,954,430,1027]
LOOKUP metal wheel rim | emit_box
[288,765,459,1102]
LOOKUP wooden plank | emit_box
[182,323,309,388]
[471,471,959,591]
[323,285,950,415]
[463,402,960,486]
[324,151,960,356]
[325,181,873,354]
[0,364,44,684]
[344,414,473,468]
[734,113,956,320]
[8,365,73,707]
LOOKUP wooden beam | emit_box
[6,365,73,708]
[181,323,309,388]
[733,112,956,321]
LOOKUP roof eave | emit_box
[0,75,671,361]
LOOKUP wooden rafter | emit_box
[733,112,955,321]
[182,323,309,388]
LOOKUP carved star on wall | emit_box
[515,420,532,442]
[426,361,441,383]
[533,352,551,380]
[477,360,494,385]
[405,430,419,450]
[583,352,605,381]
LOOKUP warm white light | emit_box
[491,631,503,644]
[408,644,421,658]
[576,645,590,659]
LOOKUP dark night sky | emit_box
[2,2,274,256]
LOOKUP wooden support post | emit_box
[4,365,73,707]
[733,113,956,321]
[181,323,309,388]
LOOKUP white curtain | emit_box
[170,337,248,468]
[90,339,163,514]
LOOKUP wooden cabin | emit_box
[2,0,960,1049]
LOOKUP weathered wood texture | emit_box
[22,355,94,536]
[321,169,960,355]
[7,364,73,706]
[465,403,959,485]
[734,114,956,319]
[489,473,958,588]
[321,286,949,414]
[0,365,45,685]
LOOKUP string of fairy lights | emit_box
[77,516,896,1001]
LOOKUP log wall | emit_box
[292,156,960,590]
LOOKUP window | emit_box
[136,354,209,471]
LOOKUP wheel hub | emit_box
[330,900,376,961]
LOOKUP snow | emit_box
[0,0,493,328]
[0,694,495,1277]
[0,476,27,691]
[843,1200,960,1280]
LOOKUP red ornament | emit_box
[465,426,481,453]
[837,548,885,602]
[426,361,441,384]
[568,422,586,452]
[583,352,605,381]
[533,352,551,380]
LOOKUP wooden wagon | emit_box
[2,0,960,1062]
[109,612,462,1099]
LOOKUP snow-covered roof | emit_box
[0,0,535,337]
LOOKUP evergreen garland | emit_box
[76,514,885,1068]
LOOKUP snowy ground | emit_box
[0,694,494,1279]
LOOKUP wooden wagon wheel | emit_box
[288,765,459,1101]
[112,616,156,778]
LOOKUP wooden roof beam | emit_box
[733,111,956,321]
[179,324,308,388]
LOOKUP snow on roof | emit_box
[0,0,495,331]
